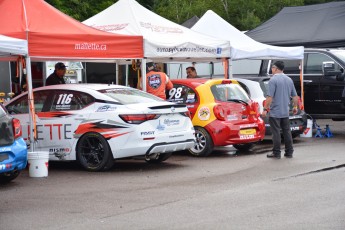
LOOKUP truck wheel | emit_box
[0,170,20,183]
[145,152,172,163]
[233,143,255,151]
[76,132,114,172]
[188,127,213,157]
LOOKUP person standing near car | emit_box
[186,66,199,78]
[262,61,299,159]
[144,62,173,100]
[45,62,67,86]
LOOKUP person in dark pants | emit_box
[45,62,67,86]
[262,61,299,159]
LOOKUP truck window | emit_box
[305,53,342,74]
[305,53,332,74]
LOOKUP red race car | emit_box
[168,78,265,156]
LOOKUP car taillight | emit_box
[119,114,160,124]
[180,111,191,119]
[251,101,260,117]
[12,118,22,139]
[213,104,226,121]
[298,97,304,110]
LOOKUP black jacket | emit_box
[46,72,65,86]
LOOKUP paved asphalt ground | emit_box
[1,119,345,230]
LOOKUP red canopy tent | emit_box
[0,0,143,151]
[0,0,143,60]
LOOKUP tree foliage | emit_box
[45,0,337,30]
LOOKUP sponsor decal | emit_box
[169,134,184,138]
[303,127,310,134]
[291,126,300,131]
[240,124,258,129]
[198,107,210,121]
[141,131,155,136]
[227,115,238,121]
[140,22,183,34]
[75,43,107,51]
[24,124,72,141]
[156,46,218,54]
[148,74,162,89]
[156,120,165,131]
[93,23,129,32]
[49,148,70,153]
[186,105,195,108]
[0,164,12,170]
[163,119,180,126]
[96,105,117,112]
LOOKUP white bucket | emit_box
[300,119,313,138]
[27,151,49,177]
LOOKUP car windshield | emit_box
[331,50,345,63]
[98,88,163,104]
[210,83,250,103]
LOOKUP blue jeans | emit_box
[269,117,294,156]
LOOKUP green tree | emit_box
[45,0,339,30]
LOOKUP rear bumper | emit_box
[205,118,266,146]
[146,139,195,155]
[0,138,27,174]
[263,111,308,138]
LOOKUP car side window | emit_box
[305,53,334,74]
[6,95,29,114]
[50,90,94,111]
[6,91,51,114]
[167,84,198,104]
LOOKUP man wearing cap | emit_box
[143,62,173,100]
[262,61,299,159]
[45,62,67,86]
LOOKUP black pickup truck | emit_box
[235,48,345,121]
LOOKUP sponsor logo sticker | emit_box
[198,107,210,120]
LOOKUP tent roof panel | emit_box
[245,2,345,48]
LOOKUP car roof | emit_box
[171,78,238,88]
[34,84,129,91]
[6,84,135,104]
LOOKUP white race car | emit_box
[5,84,195,171]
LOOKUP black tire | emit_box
[76,132,114,172]
[233,143,255,151]
[0,170,20,183]
[188,127,213,157]
[145,152,172,163]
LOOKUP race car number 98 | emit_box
[169,87,182,100]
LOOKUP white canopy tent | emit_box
[83,0,231,89]
[191,10,305,105]
[0,34,28,57]
[0,34,36,151]
[192,10,304,60]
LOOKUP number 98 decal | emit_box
[169,87,183,100]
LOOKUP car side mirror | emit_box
[322,61,344,81]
